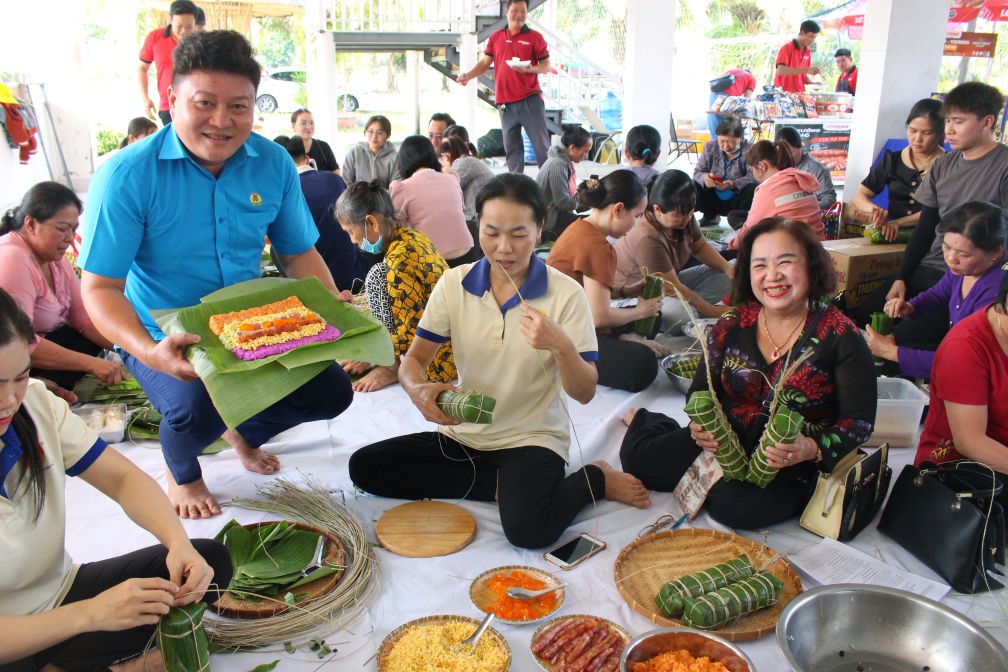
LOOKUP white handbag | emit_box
[800,443,891,541]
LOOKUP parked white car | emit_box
[256,67,359,113]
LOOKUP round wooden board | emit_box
[210,521,345,619]
[377,614,511,672]
[375,500,476,558]
[529,614,630,672]
[469,565,565,626]
[613,528,803,642]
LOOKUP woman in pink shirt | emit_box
[0,182,120,390]
[730,140,823,250]
[390,135,475,266]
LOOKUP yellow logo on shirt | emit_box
[249,192,263,206]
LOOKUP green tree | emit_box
[254,16,304,68]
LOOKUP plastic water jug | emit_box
[598,91,622,132]
[522,129,536,164]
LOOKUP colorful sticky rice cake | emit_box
[209,296,341,361]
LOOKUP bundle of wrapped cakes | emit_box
[209,296,341,361]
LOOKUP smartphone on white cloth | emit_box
[544,533,606,570]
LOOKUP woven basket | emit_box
[613,528,802,641]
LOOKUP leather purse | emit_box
[800,443,891,541]
[878,461,1005,594]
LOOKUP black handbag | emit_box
[800,443,891,541]
[709,74,735,94]
[878,461,1006,594]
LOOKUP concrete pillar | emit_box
[623,0,678,167]
[407,51,421,136]
[458,33,480,133]
[844,0,952,189]
[304,0,338,145]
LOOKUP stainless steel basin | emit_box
[776,584,1008,672]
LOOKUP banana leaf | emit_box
[681,572,783,629]
[634,273,665,336]
[870,312,893,336]
[685,391,748,480]
[437,390,495,424]
[152,278,393,428]
[746,405,804,488]
[864,224,913,244]
[158,603,210,672]
[655,554,754,618]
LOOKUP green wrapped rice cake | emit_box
[655,554,754,617]
[681,572,784,629]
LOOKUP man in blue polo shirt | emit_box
[80,30,354,519]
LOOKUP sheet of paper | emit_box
[790,537,950,601]
[672,451,723,520]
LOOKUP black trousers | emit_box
[30,325,103,390]
[349,432,605,549]
[2,540,232,672]
[596,334,658,392]
[157,110,171,126]
[619,409,817,530]
[695,183,756,220]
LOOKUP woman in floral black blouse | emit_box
[620,217,876,529]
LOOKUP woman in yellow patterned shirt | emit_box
[336,180,456,391]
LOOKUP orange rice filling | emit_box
[629,649,732,672]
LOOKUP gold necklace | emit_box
[761,308,806,360]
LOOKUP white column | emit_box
[623,0,678,167]
[458,33,479,132]
[844,0,952,188]
[407,51,421,135]
[304,0,338,144]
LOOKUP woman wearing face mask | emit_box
[0,183,121,393]
[866,201,1006,380]
[547,170,664,392]
[348,173,649,550]
[692,117,757,227]
[334,181,455,392]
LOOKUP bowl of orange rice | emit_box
[619,627,754,672]
[470,565,565,625]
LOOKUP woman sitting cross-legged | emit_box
[336,180,456,392]
[916,273,1008,510]
[620,217,876,529]
[547,170,665,393]
[349,173,650,550]
[866,201,1006,380]
[0,289,232,672]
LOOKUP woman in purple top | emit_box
[866,201,1005,380]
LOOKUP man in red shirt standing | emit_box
[457,0,551,173]
[773,20,821,94]
[835,48,858,95]
[138,0,198,126]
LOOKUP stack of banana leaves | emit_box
[73,374,148,406]
[215,519,342,602]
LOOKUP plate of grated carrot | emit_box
[470,565,564,625]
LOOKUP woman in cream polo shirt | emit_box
[349,173,651,549]
[0,289,231,672]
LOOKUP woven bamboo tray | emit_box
[377,615,511,671]
[613,528,802,641]
[210,521,345,619]
[529,614,629,672]
[469,565,565,625]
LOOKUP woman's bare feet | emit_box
[166,468,222,519]
[110,650,166,672]
[351,364,398,392]
[621,408,639,427]
[592,460,651,508]
[223,429,280,475]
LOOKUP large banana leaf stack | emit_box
[158,603,211,672]
[215,520,341,601]
[152,277,393,428]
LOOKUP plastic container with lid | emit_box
[864,377,929,448]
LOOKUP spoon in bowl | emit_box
[506,583,566,600]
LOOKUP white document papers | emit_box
[790,537,951,601]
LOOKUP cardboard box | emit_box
[840,202,872,238]
[822,238,905,308]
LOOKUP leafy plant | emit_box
[95,126,124,156]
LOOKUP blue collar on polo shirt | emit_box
[158,126,257,169]
[462,254,548,313]
[0,424,23,499]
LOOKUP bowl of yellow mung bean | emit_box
[378,615,511,672]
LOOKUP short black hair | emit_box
[774,126,803,150]
[194,6,206,25]
[714,116,744,138]
[576,169,647,212]
[283,136,306,161]
[172,29,261,89]
[834,48,852,58]
[397,135,442,179]
[365,114,392,137]
[799,20,820,34]
[476,172,547,230]
[507,0,529,7]
[940,201,1005,252]
[905,98,945,144]
[429,112,456,127]
[942,81,1005,122]
[733,217,836,303]
[560,124,591,149]
[646,169,696,220]
[170,0,198,17]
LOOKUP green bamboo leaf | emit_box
[246,661,280,672]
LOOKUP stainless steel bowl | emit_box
[777,584,1008,672]
[620,627,754,672]
[661,353,699,394]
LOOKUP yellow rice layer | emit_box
[208,296,307,335]
[218,308,325,350]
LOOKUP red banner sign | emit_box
[945,31,998,58]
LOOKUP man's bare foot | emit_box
[110,650,166,672]
[351,364,398,392]
[621,408,639,427]
[166,469,222,519]
[592,460,651,508]
[223,429,280,475]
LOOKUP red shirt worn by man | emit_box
[836,65,858,95]
[774,40,812,93]
[139,27,181,113]
[724,69,757,97]
[484,25,550,104]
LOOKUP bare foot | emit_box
[166,468,222,519]
[111,650,166,672]
[621,408,639,427]
[592,460,651,508]
[223,429,280,475]
[351,364,398,392]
